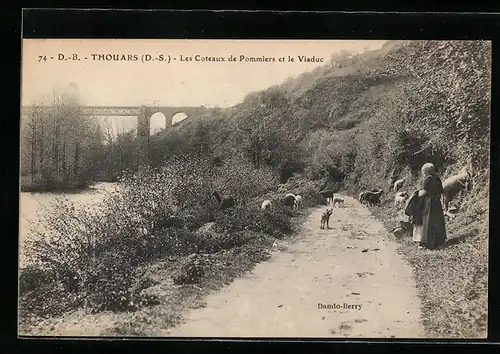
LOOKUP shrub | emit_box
[213,205,292,239]
[213,154,279,201]
[18,266,53,296]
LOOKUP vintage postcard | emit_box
[19,39,490,339]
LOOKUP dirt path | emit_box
[166,195,425,338]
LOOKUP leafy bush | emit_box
[19,266,52,296]
[212,152,279,200]
[213,205,292,239]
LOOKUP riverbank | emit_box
[20,175,119,194]
[19,182,120,269]
[18,162,326,336]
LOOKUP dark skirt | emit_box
[412,194,447,249]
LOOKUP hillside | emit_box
[156,39,491,337]
[170,40,490,184]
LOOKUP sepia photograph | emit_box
[18,39,490,339]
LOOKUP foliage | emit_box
[213,205,292,239]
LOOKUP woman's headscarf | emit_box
[421,162,437,177]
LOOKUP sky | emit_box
[22,39,387,133]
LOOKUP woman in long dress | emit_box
[412,162,447,249]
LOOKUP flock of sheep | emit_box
[261,193,302,211]
[358,165,473,218]
[213,163,473,231]
[260,187,347,213]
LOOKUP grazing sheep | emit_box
[441,171,472,211]
[320,208,333,229]
[283,194,297,209]
[212,191,235,210]
[332,197,344,207]
[362,189,384,206]
[261,199,272,210]
[393,178,407,192]
[320,190,334,204]
[294,195,303,210]
[394,191,409,209]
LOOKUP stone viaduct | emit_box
[22,104,215,137]
[21,104,217,167]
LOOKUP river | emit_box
[18,182,120,269]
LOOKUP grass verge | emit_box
[363,184,488,338]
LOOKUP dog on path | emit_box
[320,208,333,229]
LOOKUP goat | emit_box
[393,178,407,192]
[362,189,384,206]
[332,197,344,207]
[394,191,409,209]
[441,171,472,211]
[294,195,303,210]
[320,208,333,229]
[320,190,334,204]
[261,199,272,211]
[212,191,235,210]
[283,194,297,209]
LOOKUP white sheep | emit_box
[332,197,344,207]
[394,191,409,209]
[261,200,272,210]
[393,178,407,192]
[294,195,302,210]
[442,171,472,211]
